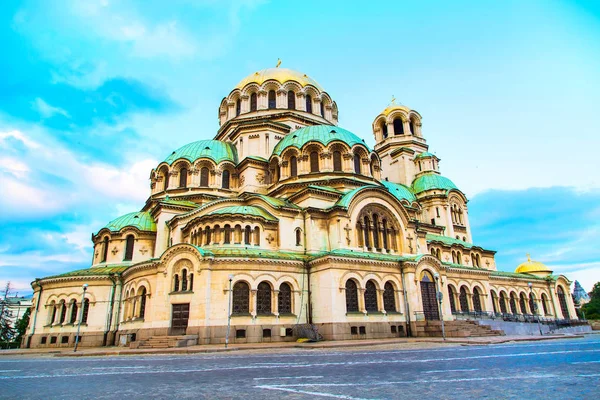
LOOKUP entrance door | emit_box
[420,271,439,321]
[171,303,189,335]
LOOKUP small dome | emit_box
[236,68,323,91]
[412,173,458,194]
[272,125,369,157]
[515,254,553,274]
[414,151,436,160]
[207,205,277,222]
[380,180,417,203]
[164,140,238,166]
[380,104,411,116]
[102,212,156,233]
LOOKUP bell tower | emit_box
[372,100,429,186]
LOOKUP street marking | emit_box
[258,385,375,399]
[254,375,323,381]
[90,366,149,370]
[0,370,20,372]
[424,368,478,373]
[571,360,600,364]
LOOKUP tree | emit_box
[0,282,16,343]
[14,308,31,345]
[581,282,600,320]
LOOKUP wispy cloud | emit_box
[31,97,70,119]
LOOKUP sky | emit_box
[1,0,599,295]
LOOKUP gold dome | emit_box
[381,104,411,116]
[235,68,323,91]
[515,254,553,274]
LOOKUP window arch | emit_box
[290,156,298,177]
[235,99,241,116]
[363,216,371,248]
[491,290,498,314]
[181,269,188,291]
[257,282,272,315]
[473,287,483,312]
[59,300,66,324]
[222,169,230,189]
[509,292,518,314]
[232,282,250,315]
[409,120,415,135]
[372,214,380,249]
[101,237,109,262]
[287,90,295,109]
[204,226,211,245]
[310,151,319,172]
[499,292,508,314]
[557,286,570,319]
[364,280,378,312]
[345,280,359,312]
[393,118,404,135]
[49,302,57,324]
[268,90,276,109]
[253,226,260,246]
[320,101,326,117]
[305,95,312,113]
[250,93,257,112]
[459,286,469,312]
[69,299,78,324]
[162,168,170,191]
[541,293,549,315]
[174,274,180,292]
[519,293,528,314]
[124,235,135,261]
[278,283,292,314]
[353,154,361,174]
[179,168,188,188]
[81,298,90,323]
[381,122,388,138]
[244,226,251,245]
[448,286,457,313]
[383,282,396,312]
[139,287,147,319]
[200,167,209,187]
[333,151,342,172]
[224,225,231,244]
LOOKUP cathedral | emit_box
[23,66,579,348]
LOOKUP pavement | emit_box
[0,332,589,358]
[0,335,598,399]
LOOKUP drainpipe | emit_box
[400,262,412,337]
[28,279,43,348]
[103,275,117,346]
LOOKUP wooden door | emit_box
[171,303,189,335]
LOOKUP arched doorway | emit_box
[420,270,439,321]
[473,287,483,312]
[557,286,570,319]
[459,286,470,312]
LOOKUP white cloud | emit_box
[0,130,40,149]
[0,157,30,178]
[31,97,71,119]
[83,158,156,202]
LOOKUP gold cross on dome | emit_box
[391,95,396,104]
[276,58,281,68]
[526,253,531,262]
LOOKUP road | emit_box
[1,336,599,399]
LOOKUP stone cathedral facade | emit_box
[24,67,578,348]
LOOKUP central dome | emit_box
[235,68,323,91]
[272,125,369,156]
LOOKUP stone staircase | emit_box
[415,320,505,337]
[130,335,198,349]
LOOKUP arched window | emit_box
[491,291,498,314]
[278,283,292,314]
[383,282,396,312]
[310,151,319,172]
[320,101,326,117]
[448,286,457,313]
[529,293,536,315]
[81,298,90,323]
[59,300,66,324]
[345,280,359,312]
[363,216,371,248]
[268,90,276,109]
[372,214,380,249]
[287,91,295,109]
[69,300,78,324]
[305,95,312,113]
[163,169,170,191]
[257,282,271,315]
[381,122,388,138]
[139,287,147,319]
[293,228,302,246]
[364,280,378,312]
[232,282,250,315]
[200,167,209,187]
[557,286,570,319]
[174,274,180,292]
[181,269,188,291]
[509,293,518,314]
[253,226,260,246]
[124,235,135,261]
[409,120,415,135]
[382,219,389,250]
[244,226,251,245]
[250,93,257,112]
[541,293,549,315]
[353,154,361,174]
[473,287,483,312]
[222,170,230,189]
[50,302,57,324]
[236,99,241,116]
[290,156,298,177]
[457,252,462,265]
[179,168,188,188]
[519,293,528,314]
[393,118,404,135]
[189,273,194,291]
[101,237,109,262]
[204,226,211,245]
[459,286,469,312]
[224,225,231,244]
[333,151,342,172]
[500,292,508,314]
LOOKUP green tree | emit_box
[582,282,600,320]
[0,282,16,344]
[14,307,31,345]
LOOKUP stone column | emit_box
[358,288,366,314]
[273,290,279,316]
[250,289,257,318]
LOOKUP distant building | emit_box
[3,295,32,330]
[24,67,578,348]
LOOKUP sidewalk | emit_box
[0,333,585,358]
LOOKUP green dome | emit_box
[164,140,238,165]
[412,173,458,194]
[380,180,417,203]
[102,212,156,233]
[414,151,436,160]
[272,125,369,156]
[207,205,277,221]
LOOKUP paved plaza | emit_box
[1,336,599,399]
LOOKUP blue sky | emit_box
[1,0,599,294]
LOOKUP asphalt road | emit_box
[1,336,599,399]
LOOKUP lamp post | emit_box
[225,274,234,348]
[528,282,543,336]
[433,273,446,340]
[73,284,88,352]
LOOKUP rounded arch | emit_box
[339,270,365,289]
